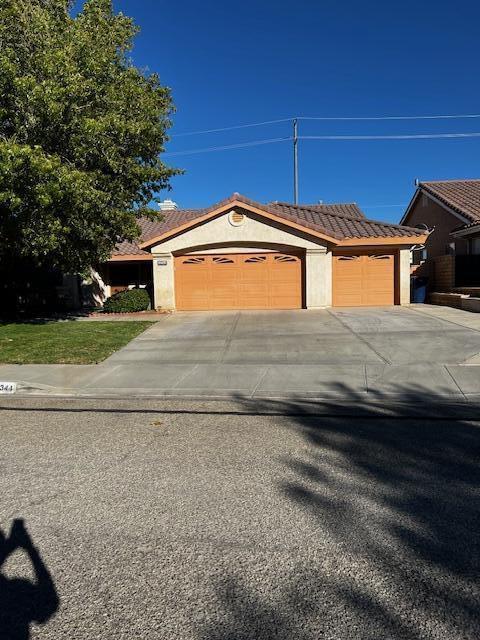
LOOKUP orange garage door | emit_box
[175,253,302,310]
[333,251,396,306]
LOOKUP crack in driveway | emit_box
[326,309,391,364]
[220,312,242,362]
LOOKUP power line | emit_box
[163,136,291,157]
[171,118,292,138]
[299,113,480,121]
[171,113,480,137]
[164,131,480,157]
[301,132,480,140]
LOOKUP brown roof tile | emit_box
[113,239,150,256]
[267,201,423,239]
[270,202,366,220]
[113,209,204,256]
[112,193,424,256]
[420,179,480,224]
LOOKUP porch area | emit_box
[87,259,154,307]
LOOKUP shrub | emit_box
[103,288,151,313]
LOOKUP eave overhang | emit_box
[108,254,153,262]
[138,199,341,249]
[138,198,425,251]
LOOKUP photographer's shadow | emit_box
[0,520,59,639]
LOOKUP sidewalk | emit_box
[2,304,480,401]
[1,361,480,401]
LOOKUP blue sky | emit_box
[79,0,480,221]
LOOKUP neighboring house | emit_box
[400,179,480,290]
[95,193,426,311]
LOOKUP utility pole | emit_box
[293,118,298,204]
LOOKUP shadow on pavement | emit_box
[200,386,480,640]
[0,519,59,639]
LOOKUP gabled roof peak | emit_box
[418,179,480,224]
[112,192,427,257]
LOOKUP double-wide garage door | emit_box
[333,250,395,306]
[174,250,396,310]
[175,253,302,310]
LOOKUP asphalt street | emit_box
[0,397,479,639]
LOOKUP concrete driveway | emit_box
[105,305,480,366]
[3,305,480,399]
[0,397,479,639]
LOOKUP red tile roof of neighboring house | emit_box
[420,179,480,224]
[112,193,424,257]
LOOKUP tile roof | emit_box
[114,239,150,256]
[269,202,366,220]
[113,210,204,256]
[420,179,480,224]
[266,202,422,239]
[112,193,424,256]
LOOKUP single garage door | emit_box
[333,250,395,306]
[175,253,302,310]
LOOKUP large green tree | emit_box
[0,0,179,272]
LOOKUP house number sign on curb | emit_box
[0,382,17,394]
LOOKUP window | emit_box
[274,255,297,262]
[182,257,205,265]
[445,242,455,256]
[470,238,480,255]
[212,256,234,264]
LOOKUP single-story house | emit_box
[400,179,480,290]
[96,193,427,311]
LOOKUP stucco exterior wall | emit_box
[150,211,331,310]
[399,248,412,305]
[152,211,324,254]
[152,252,175,309]
[306,249,332,307]
[405,194,469,257]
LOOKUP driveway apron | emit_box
[3,306,480,399]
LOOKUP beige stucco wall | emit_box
[150,210,331,310]
[399,248,411,305]
[152,211,323,254]
[306,249,332,307]
[152,252,175,309]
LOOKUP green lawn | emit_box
[0,321,154,364]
